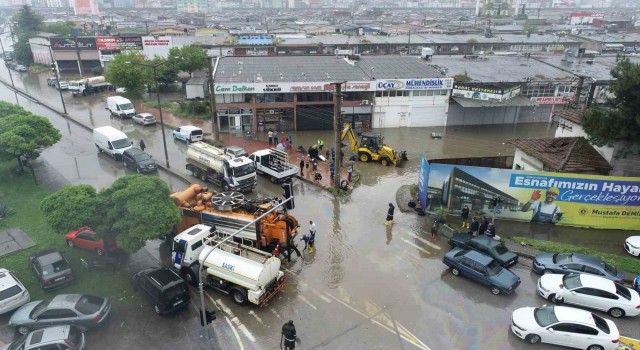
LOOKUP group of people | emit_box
[462,213,496,237]
[268,129,294,151]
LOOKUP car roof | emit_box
[144,267,182,287]
[553,306,598,326]
[179,125,202,131]
[49,294,82,309]
[124,148,145,156]
[0,269,20,290]
[108,96,130,103]
[569,253,602,264]
[578,274,616,293]
[463,250,493,265]
[473,235,502,248]
[26,325,70,345]
[137,113,153,117]
[35,250,64,265]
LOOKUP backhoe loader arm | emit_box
[341,123,359,153]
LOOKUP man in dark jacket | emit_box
[281,320,297,350]
[385,203,395,226]
[469,217,479,236]
[460,205,470,229]
[486,222,496,237]
[478,216,489,235]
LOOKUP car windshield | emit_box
[486,260,502,276]
[163,283,187,300]
[562,274,582,289]
[41,258,70,276]
[75,295,103,315]
[534,306,558,327]
[233,163,256,177]
[7,333,27,350]
[604,263,617,276]
[493,244,509,255]
[615,283,632,300]
[553,253,573,263]
[119,103,134,110]
[112,138,131,149]
[0,285,22,300]
[144,116,155,120]
[592,313,610,334]
[31,300,49,318]
[173,241,186,253]
[133,153,151,162]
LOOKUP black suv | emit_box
[132,267,190,315]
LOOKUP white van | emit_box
[93,126,133,160]
[106,96,136,119]
[172,125,204,143]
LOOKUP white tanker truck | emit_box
[185,142,257,192]
[172,224,286,306]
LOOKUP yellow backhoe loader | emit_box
[341,123,408,166]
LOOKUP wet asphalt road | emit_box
[0,63,639,350]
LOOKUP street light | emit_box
[126,60,170,168]
[30,42,67,115]
[0,29,20,105]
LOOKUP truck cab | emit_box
[185,142,257,192]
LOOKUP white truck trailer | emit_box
[69,76,113,96]
[172,224,286,306]
[186,142,257,192]
[249,148,298,183]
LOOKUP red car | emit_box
[64,227,117,256]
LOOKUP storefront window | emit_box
[297,92,333,102]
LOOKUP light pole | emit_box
[127,60,170,168]
[0,29,19,105]
[31,42,67,115]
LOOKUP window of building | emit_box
[414,90,427,97]
[375,91,383,98]
[427,90,434,96]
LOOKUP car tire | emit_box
[222,182,230,192]
[191,168,198,178]
[154,305,162,314]
[95,248,105,256]
[270,176,277,183]
[123,160,128,168]
[96,144,102,153]
[230,287,247,305]
[16,326,30,335]
[181,269,198,286]
[586,345,604,350]
[525,334,541,344]
[200,171,207,182]
[542,269,553,275]
[451,268,460,276]
[547,293,557,302]
[490,286,501,295]
[67,240,74,248]
[608,307,625,318]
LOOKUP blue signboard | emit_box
[417,156,430,210]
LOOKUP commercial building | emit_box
[440,166,519,213]
[212,55,453,133]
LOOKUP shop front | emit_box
[218,109,253,133]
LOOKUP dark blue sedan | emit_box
[532,253,625,283]
[442,248,521,295]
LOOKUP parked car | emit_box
[9,294,112,335]
[132,113,157,126]
[442,248,521,295]
[537,273,640,318]
[532,253,625,283]
[0,268,30,315]
[511,305,620,350]
[46,77,58,87]
[624,236,640,257]
[56,81,69,90]
[132,267,191,315]
[224,146,249,158]
[29,250,75,290]
[64,227,117,256]
[14,65,27,72]
[172,125,203,143]
[122,148,158,173]
[448,233,518,267]
[0,325,85,350]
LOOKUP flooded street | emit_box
[1,65,639,350]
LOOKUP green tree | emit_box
[105,52,151,97]
[167,45,208,78]
[13,35,33,65]
[0,101,28,117]
[582,57,640,155]
[152,56,179,88]
[0,112,61,178]
[12,5,42,37]
[41,21,75,36]
[40,185,98,233]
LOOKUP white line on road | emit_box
[213,298,256,342]
[270,308,283,319]
[410,233,442,250]
[224,316,244,350]
[400,238,431,255]
[248,310,264,325]
[310,288,332,303]
[297,294,318,310]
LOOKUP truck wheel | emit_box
[358,152,371,162]
[96,144,102,153]
[380,158,390,166]
[190,168,198,178]
[230,287,247,305]
[200,171,207,182]
[222,182,230,192]
[270,176,277,183]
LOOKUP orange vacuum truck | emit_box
[170,184,301,259]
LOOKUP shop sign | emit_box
[50,37,97,51]
[531,96,569,105]
[117,36,143,50]
[376,78,453,91]
[453,84,520,95]
[214,81,375,94]
[142,36,172,47]
[96,36,118,50]
[216,84,256,93]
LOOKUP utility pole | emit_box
[208,56,220,142]
[333,81,345,189]
[145,21,149,35]
[73,37,84,77]
[573,75,585,108]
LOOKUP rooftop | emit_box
[573,32,640,43]
[536,54,640,82]
[553,109,586,125]
[508,137,611,174]
[215,55,445,84]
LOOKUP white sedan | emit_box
[132,113,157,126]
[537,273,640,318]
[624,236,640,256]
[0,268,30,315]
[511,305,620,350]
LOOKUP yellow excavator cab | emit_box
[340,123,407,166]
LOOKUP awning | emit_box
[452,95,538,108]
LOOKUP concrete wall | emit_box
[446,103,553,126]
[372,94,449,128]
[513,148,544,171]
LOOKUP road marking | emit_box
[248,310,263,325]
[270,308,283,319]
[400,238,431,255]
[205,293,245,349]
[297,295,318,310]
[326,293,431,350]
[366,298,430,350]
[214,298,235,318]
[310,288,332,303]
[223,316,244,350]
[213,298,256,342]
[410,232,441,250]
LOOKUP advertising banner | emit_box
[214,81,373,94]
[428,163,640,230]
[50,37,97,51]
[96,36,118,50]
[376,78,454,91]
[417,157,430,210]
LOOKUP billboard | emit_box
[214,81,373,94]
[50,37,97,51]
[417,157,430,210]
[96,36,143,51]
[376,78,454,91]
[428,163,640,230]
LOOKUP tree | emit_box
[0,101,28,117]
[12,5,42,37]
[453,71,472,83]
[167,45,208,78]
[0,112,61,179]
[13,35,33,65]
[152,56,178,88]
[582,56,640,155]
[41,21,75,36]
[105,52,151,97]
[40,185,98,233]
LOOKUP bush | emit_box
[512,237,640,275]
[91,66,104,76]
[0,202,13,218]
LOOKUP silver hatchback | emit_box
[0,325,85,350]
